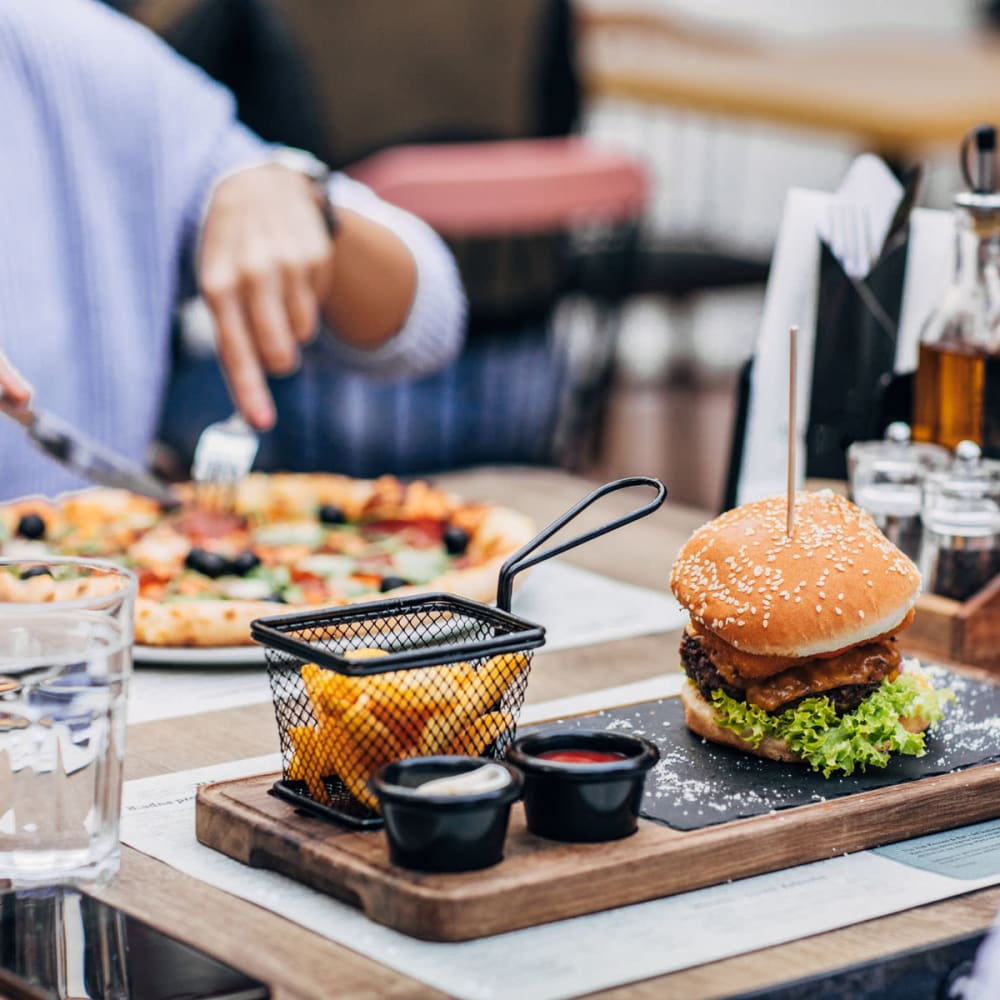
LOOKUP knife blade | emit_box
[0,398,180,508]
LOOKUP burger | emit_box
[669,490,952,776]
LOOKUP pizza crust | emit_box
[134,595,293,647]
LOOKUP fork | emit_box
[192,413,260,513]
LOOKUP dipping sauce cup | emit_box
[508,730,659,842]
[370,756,523,872]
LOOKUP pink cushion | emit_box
[348,137,649,235]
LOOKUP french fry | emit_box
[417,701,482,757]
[414,653,528,756]
[459,652,530,717]
[344,647,391,661]
[369,695,435,748]
[446,711,516,756]
[345,665,475,744]
[301,663,354,720]
[311,714,379,812]
[332,694,404,810]
[288,725,331,805]
[365,662,472,706]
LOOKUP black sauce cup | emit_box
[507,730,659,843]
[370,757,524,873]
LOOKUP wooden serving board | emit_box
[197,756,1000,942]
[909,576,1000,669]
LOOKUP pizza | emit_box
[0,474,536,647]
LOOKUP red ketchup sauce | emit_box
[536,749,627,764]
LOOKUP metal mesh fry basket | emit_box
[253,595,544,827]
[251,476,666,828]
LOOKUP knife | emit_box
[0,396,181,508]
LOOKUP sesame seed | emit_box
[816,605,822,613]
[835,607,842,615]
[858,610,865,618]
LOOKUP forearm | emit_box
[319,208,418,349]
[313,172,466,380]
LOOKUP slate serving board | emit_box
[538,668,1000,831]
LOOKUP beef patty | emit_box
[680,631,886,716]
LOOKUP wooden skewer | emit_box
[787,324,798,537]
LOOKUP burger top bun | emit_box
[670,491,921,659]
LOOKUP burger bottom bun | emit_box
[679,682,931,766]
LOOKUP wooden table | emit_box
[579,8,1000,159]
[96,467,1000,998]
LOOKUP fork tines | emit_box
[192,414,259,513]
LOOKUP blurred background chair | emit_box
[132,0,650,475]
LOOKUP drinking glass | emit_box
[0,559,136,887]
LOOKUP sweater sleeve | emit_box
[18,1,467,378]
[304,173,467,380]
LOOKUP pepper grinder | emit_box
[919,440,1000,601]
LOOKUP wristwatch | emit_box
[270,146,339,238]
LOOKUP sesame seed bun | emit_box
[669,491,920,660]
[679,680,930,765]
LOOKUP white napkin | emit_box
[817,154,904,279]
[737,190,954,505]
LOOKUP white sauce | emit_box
[413,763,511,797]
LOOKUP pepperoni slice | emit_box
[174,509,246,543]
[361,518,444,548]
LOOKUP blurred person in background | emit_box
[125,0,583,476]
[0,0,464,501]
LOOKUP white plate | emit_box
[132,610,507,668]
[133,644,266,667]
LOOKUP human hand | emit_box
[199,163,333,430]
[0,352,33,411]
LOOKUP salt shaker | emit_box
[919,441,1000,601]
[847,422,949,562]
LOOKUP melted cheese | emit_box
[745,643,900,712]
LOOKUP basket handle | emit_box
[496,476,667,611]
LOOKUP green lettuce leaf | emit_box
[706,670,954,778]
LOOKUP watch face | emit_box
[272,147,330,183]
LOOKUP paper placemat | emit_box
[127,561,686,725]
[121,678,1000,1000]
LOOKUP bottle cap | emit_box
[885,421,911,445]
[955,439,982,466]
